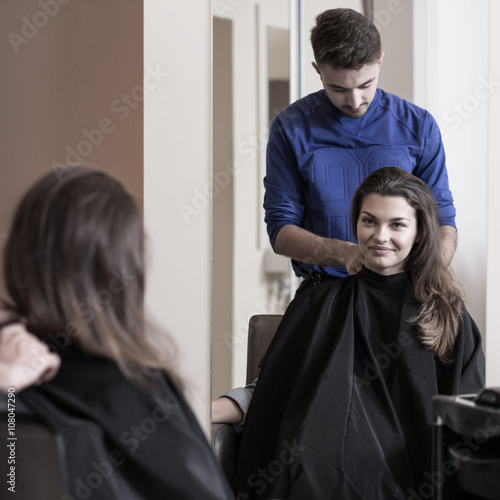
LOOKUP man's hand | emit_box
[343,243,364,274]
[0,323,61,393]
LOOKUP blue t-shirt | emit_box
[264,88,456,279]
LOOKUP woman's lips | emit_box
[369,246,394,254]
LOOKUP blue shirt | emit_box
[264,88,456,278]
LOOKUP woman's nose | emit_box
[373,226,389,242]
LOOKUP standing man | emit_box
[265,8,457,289]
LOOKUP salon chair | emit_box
[211,314,283,487]
[432,390,500,499]
[0,396,65,500]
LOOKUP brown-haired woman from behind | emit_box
[2,166,233,500]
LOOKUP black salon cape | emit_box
[19,347,234,500]
[235,267,485,500]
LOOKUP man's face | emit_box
[313,54,383,118]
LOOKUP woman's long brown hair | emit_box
[3,166,179,385]
[351,167,463,365]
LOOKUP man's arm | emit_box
[440,225,457,267]
[274,224,364,275]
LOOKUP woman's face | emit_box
[356,194,418,275]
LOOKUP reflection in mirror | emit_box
[212,0,368,399]
[268,26,290,125]
[212,0,491,402]
[213,13,235,401]
[212,0,291,399]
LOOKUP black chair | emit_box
[432,390,500,499]
[0,396,65,500]
[211,314,283,487]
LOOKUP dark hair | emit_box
[310,8,382,69]
[351,167,463,365]
[3,166,177,384]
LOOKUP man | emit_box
[264,8,456,290]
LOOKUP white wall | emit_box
[214,0,291,390]
[169,0,498,428]
[486,0,500,385]
[144,0,212,430]
[374,0,413,101]
[230,0,270,389]
[413,0,488,366]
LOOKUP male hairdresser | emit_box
[264,8,456,292]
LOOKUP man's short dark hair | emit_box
[310,8,381,69]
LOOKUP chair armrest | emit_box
[211,422,239,488]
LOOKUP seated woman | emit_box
[234,167,485,499]
[2,166,233,500]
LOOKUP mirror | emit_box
[212,0,490,400]
[212,0,293,399]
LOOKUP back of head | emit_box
[3,166,171,382]
[310,8,382,69]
